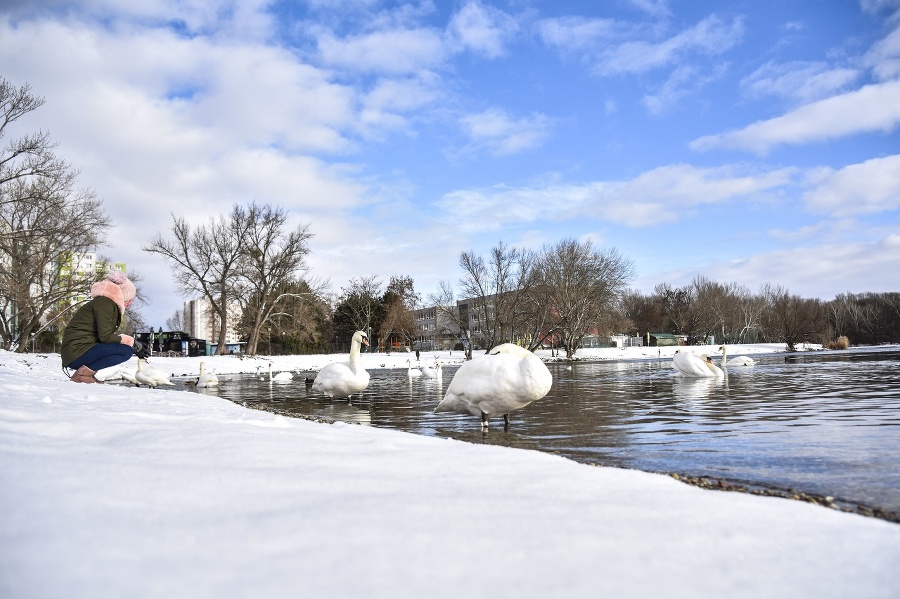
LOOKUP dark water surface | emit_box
[199,347,900,519]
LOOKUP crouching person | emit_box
[61,272,150,383]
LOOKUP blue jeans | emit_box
[67,343,133,371]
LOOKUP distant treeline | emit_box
[622,278,899,350]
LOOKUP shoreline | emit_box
[228,396,900,525]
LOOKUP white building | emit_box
[183,297,242,347]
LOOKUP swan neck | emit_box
[349,340,361,371]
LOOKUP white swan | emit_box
[118,366,139,386]
[268,363,293,382]
[134,359,174,388]
[672,350,725,378]
[311,331,370,398]
[196,361,219,388]
[718,345,756,367]
[407,359,423,378]
[434,343,553,428]
[420,362,436,378]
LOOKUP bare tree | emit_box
[379,275,419,350]
[762,284,825,351]
[0,78,71,193]
[144,206,250,354]
[166,308,185,333]
[537,238,634,358]
[235,202,315,355]
[458,241,537,353]
[427,279,470,351]
[0,79,113,350]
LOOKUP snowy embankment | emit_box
[1,346,898,599]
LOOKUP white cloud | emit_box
[438,163,797,231]
[592,15,745,76]
[447,1,518,58]
[803,154,900,216]
[691,80,900,154]
[316,28,446,74]
[864,24,900,80]
[643,235,900,298]
[741,61,860,104]
[459,109,553,156]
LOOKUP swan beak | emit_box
[362,337,369,346]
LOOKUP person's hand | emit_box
[132,340,151,359]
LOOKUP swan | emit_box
[718,345,756,367]
[118,366,139,386]
[196,361,219,388]
[407,359,423,378]
[311,331,370,398]
[434,343,553,428]
[268,363,293,382]
[420,362,437,378]
[134,359,174,388]
[672,350,724,378]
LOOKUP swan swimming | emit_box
[311,331,370,398]
[672,350,725,378]
[434,343,553,428]
[196,361,219,388]
[407,359,423,378]
[268,363,293,382]
[718,345,756,367]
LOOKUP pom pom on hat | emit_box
[107,271,136,303]
[108,271,128,285]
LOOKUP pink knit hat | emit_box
[107,271,136,304]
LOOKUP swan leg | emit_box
[481,411,489,428]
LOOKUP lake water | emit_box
[194,347,900,520]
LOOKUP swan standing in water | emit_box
[407,359,423,378]
[311,331,370,398]
[434,343,553,429]
[196,361,219,388]
[672,350,725,378]
[718,345,756,367]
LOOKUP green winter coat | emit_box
[61,296,125,367]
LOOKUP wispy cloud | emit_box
[592,15,745,76]
[315,28,447,74]
[447,1,518,58]
[438,163,797,231]
[741,61,860,104]
[458,108,553,156]
[691,80,900,154]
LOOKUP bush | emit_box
[825,335,850,350]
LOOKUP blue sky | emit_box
[2,0,899,327]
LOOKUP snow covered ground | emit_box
[2,345,899,598]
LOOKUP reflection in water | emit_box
[193,348,900,518]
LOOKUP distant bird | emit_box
[420,362,437,378]
[268,363,293,382]
[672,350,725,378]
[196,361,219,387]
[407,359,423,378]
[718,345,756,367]
[311,331,370,398]
[304,377,314,389]
[134,359,174,388]
[434,343,553,429]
